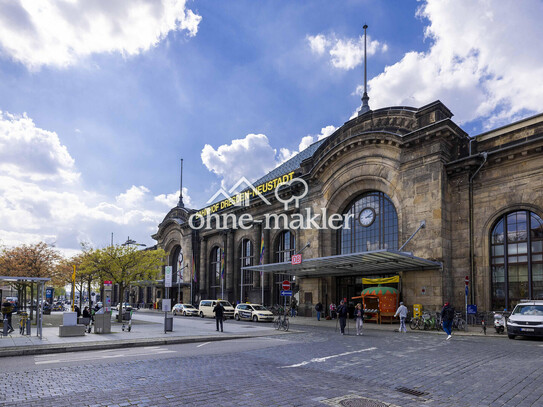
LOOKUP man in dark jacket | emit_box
[315,302,323,321]
[213,301,224,332]
[337,300,348,335]
[1,300,14,333]
[441,302,455,340]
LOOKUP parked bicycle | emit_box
[452,312,466,331]
[273,313,289,331]
[409,315,424,330]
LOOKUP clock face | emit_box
[359,207,376,227]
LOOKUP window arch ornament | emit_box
[210,246,222,287]
[490,210,543,310]
[338,191,398,254]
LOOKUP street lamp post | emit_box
[119,237,146,320]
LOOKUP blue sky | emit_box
[0,0,542,256]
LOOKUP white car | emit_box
[507,300,543,339]
[116,302,132,312]
[198,300,235,319]
[235,303,274,322]
[172,303,198,316]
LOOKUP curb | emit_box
[0,330,290,358]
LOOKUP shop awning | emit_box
[241,250,441,278]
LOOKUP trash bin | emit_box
[122,311,131,321]
[413,304,422,318]
[165,316,173,332]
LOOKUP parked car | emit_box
[198,300,235,319]
[116,302,132,312]
[507,300,543,339]
[172,303,199,316]
[235,303,274,322]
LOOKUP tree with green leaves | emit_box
[81,245,166,321]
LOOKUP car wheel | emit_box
[252,315,258,322]
[200,312,204,318]
[508,334,515,339]
[235,314,240,321]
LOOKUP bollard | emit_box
[26,318,31,335]
[2,316,8,336]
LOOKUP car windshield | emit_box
[252,305,266,310]
[512,305,543,315]
[184,305,195,309]
[219,301,231,307]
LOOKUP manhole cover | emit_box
[321,395,398,407]
[339,399,388,407]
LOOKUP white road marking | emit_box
[197,342,211,347]
[34,347,177,365]
[280,347,377,368]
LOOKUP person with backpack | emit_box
[315,302,323,321]
[441,302,455,340]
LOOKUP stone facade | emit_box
[152,101,543,316]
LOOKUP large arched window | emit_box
[274,231,296,294]
[338,191,398,254]
[240,239,253,285]
[210,246,223,287]
[491,210,543,310]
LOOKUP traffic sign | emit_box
[280,290,292,296]
[282,280,291,290]
[291,254,302,265]
[465,286,469,296]
[464,275,469,286]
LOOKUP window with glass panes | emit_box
[490,211,543,310]
[275,230,295,287]
[338,191,398,254]
[210,247,222,287]
[240,239,253,285]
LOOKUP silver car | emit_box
[172,303,199,316]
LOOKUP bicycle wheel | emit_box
[273,318,280,330]
[283,319,289,331]
[457,318,466,331]
[409,318,418,330]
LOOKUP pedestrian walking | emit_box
[337,300,348,335]
[394,301,408,333]
[213,301,225,332]
[329,302,337,319]
[82,306,91,319]
[315,302,323,321]
[1,300,14,333]
[354,303,364,335]
[441,302,455,340]
[290,297,297,317]
[74,304,81,318]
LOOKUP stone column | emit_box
[227,230,235,300]
[263,228,271,304]
[200,237,207,297]
[254,224,262,288]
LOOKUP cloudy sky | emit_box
[0,0,542,256]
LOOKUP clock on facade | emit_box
[359,207,376,227]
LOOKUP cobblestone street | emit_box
[1,323,542,407]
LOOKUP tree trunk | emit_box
[88,280,92,308]
[30,283,34,321]
[117,284,124,322]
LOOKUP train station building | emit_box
[152,100,543,316]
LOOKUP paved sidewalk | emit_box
[0,309,503,358]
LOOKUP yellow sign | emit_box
[196,171,295,217]
[362,276,400,284]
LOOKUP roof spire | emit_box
[177,158,184,208]
[358,24,370,116]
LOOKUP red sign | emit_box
[464,276,469,286]
[282,280,291,290]
[291,254,302,265]
[104,281,112,284]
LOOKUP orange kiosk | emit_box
[353,285,399,324]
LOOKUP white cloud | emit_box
[363,0,543,128]
[201,126,338,189]
[0,111,185,252]
[154,187,192,207]
[0,0,202,70]
[307,33,387,70]
[201,134,279,188]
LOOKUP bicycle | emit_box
[409,316,424,330]
[421,312,436,330]
[273,313,289,331]
[452,312,466,331]
[19,311,29,335]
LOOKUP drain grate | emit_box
[321,395,398,407]
[339,398,389,407]
[395,386,428,397]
